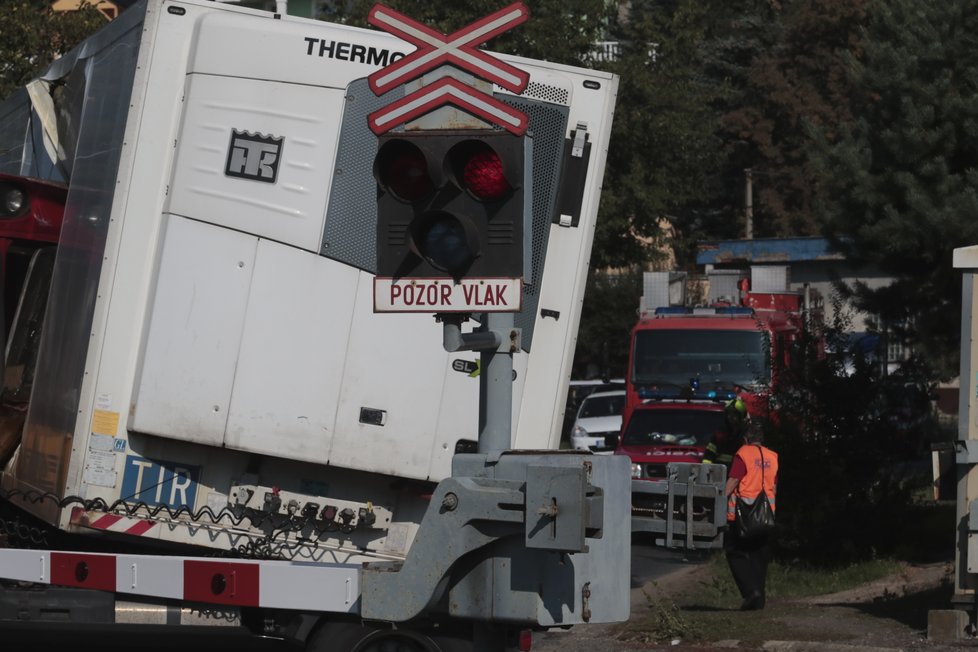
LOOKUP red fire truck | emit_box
[625,270,817,426]
[614,270,817,547]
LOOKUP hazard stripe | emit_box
[125,519,155,536]
[90,513,123,529]
[70,509,159,538]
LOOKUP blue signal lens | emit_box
[416,213,476,275]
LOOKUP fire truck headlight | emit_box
[0,184,27,218]
[631,463,643,478]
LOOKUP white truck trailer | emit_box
[0,0,630,649]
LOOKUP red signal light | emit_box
[375,139,434,203]
[463,149,511,200]
[450,140,513,201]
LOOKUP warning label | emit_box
[374,278,522,313]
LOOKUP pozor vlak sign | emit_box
[368,3,531,313]
[375,277,522,313]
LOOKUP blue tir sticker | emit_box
[121,455,201,510]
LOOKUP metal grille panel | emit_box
[520,81,569,105]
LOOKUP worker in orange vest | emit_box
[724,420,778,611]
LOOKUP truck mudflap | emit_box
[631,462,727,549]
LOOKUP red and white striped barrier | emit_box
[71,507,160,538]
[0,547,360,612]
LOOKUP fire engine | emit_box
[626,269,819,425]
[616,269,819,547]
[0,1,638,649]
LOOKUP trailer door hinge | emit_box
[571,122,588,158]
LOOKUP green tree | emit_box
[720,0,871,237]
[0,2,105,100]
[595,0,728,270]
[812,0,978,379]
[768,295,939,564]
[572,268,642,379]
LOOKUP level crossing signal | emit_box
[374,129,526,283]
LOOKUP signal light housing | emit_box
[375,130,528,283]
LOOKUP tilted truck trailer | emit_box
[0,1,634,649]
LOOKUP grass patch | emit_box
[694,553,902,606]
[619,553,905,645]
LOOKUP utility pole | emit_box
[745,168,753,239]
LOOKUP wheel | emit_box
[306,621,470,652]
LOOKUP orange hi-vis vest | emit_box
[726,443,778,522]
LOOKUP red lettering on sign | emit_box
[461,284,509,306]
[494,285,507,305]
[389,283,454,307]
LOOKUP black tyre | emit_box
[306,621,470,652]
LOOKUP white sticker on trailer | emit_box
[374,277,522,312]
[83,449,118,488]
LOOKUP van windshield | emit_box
[632,329,769,388]
[622,409,724,447]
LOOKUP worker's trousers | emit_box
[724,526,771,600]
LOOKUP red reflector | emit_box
[518,629,532,652]
[51,552,116,592]
[462,150,511,201]
[184,560,260,606]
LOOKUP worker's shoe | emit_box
[740,591,765,611]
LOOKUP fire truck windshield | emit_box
[632,329,769,388]
[622,408,724,447]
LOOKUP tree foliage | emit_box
[719,0,871,237]
[0,2,105,100]
[595,1,728,270]
[766,296,943,564]
[572,269,643,379]
[812,0,978,379]
[343,0,612,66]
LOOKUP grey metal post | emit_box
[957,271,978,599]
[438,310,518,650]
[479,312,514,455]
[952,248,978,629]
